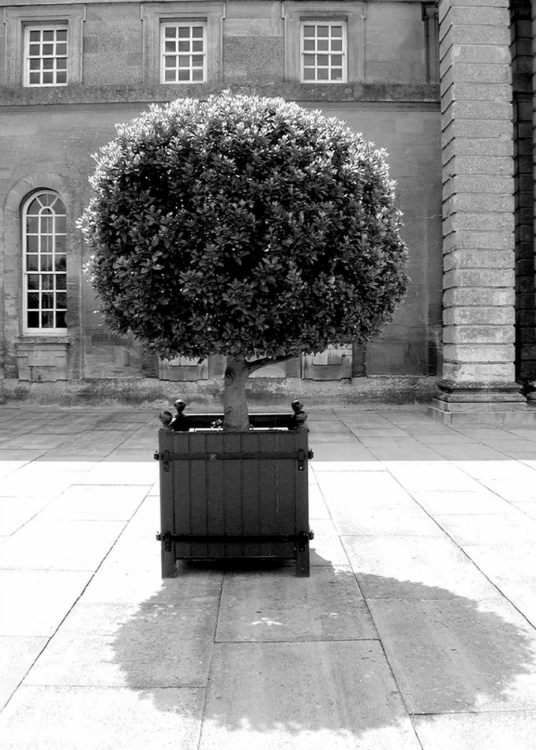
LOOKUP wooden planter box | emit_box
[155,412,313,577]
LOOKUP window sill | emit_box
[17,335,71,345]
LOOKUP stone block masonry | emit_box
[511,0,535,390]
[431,0,534,423]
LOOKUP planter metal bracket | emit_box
[155,448,314,472]
[156,530,314,553]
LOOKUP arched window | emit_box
[23,191,67,332]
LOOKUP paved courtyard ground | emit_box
[0,403,535,749]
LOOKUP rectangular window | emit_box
[161,22,207,83]
[301,21,347,83]
[24,25,68,87]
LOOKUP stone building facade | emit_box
[0,0,534,421]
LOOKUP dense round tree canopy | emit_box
[80,93,408,365]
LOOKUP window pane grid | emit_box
[24,193,67,331]
[301,22,347,82]
[161,23,206,83]
[25,26,68,87]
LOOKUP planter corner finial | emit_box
[291,399,308,431]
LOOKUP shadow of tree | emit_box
[110,558,536,748]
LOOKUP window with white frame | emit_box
[24,25,68,87]
[161,22,207,83]
[23,192,67,332]
[301,21,347,82]
[141,3,223,85]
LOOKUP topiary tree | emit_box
[79,93,408,431]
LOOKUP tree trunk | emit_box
[223,355,251,431]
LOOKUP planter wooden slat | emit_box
[157,424,312,576]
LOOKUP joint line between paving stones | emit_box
[340,518,426,750]
[374,630,426,749]
[213,636,383,644]
[195,563,228,750]
[411,707,536,718]
[0,487,152,715]
[384,470,536,633]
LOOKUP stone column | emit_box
[430,0,531,423]
[529,0,536,403]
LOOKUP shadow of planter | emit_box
[108,563,536,749]
[155,401,314,577]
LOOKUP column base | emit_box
[428,381,536,425]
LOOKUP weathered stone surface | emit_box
[441,362,515,382]
[368,598,536,713]
[442,229,514,250]
[0,637,48,710]
[447,43,511,63]
[0,686,205,750]
[435,511,536,545]
[443,269,515,288]
[342,536,501,600]
[444,212,513,233]
[443,326,515,345]
[23,627,212,688]
[215,567,376,642]
[411,489,511,515]
[200,642,421,750]
[443,98,514,120]
[414,711,536,750]
[0,570,93,636]
[308,519,354,566]
[0,496,51,535]
[0,518,127,571]
[442,344,515,363]
[41,484,151,521]
[443,306,515,325]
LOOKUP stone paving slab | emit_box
[0,518,127,571]
[413,712,536,750]
[0,448,47,461]
[454,459,536,481]
[0,636,48,710]
[434,512,536,545]
[0,496,52,535]
[214,566,376,642]
[385,462,483,492]
[341,536,503,600]
[308,519,352,566]
[309,442,379,462]
[330,503,444,537]
[78,461,158,485]
[0,570,94,636]
[478,478,536,504]
[520,503,536,521]
[461,544,536,626]
[200,641,421,750]
[23,625,213,689]
[312,459,386,472]
[360,439,444,461]
[0,685,205,750]
[0,472,73,498]
[368,597,536,714]
[0,460,28,478]
[410,489,514,515]
[315,469,417,506]
[308,484,331,519]
[1,404,536,748]
[40,484,151,522]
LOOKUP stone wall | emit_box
[0,0,442,390]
